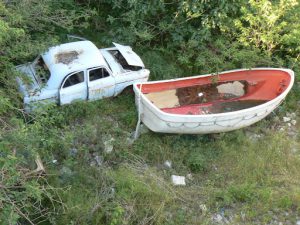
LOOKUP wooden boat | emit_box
[133,68,294,134]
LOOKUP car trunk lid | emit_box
[113,42,145,68]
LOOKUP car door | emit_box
[87,67,115,101]
[59,71,87,105]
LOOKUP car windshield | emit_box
[34,56,50,84]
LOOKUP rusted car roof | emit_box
[42,41,107,89]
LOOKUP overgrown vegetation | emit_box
[0,0,300,224]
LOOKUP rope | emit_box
[134,84,143,140]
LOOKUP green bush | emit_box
[187,152,208,172]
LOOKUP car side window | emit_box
[89,68,110,81]
[63,71,84,88]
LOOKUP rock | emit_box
[212,214,223,223]
[171,175,186,186]
[240,212,246,221]
[287,123,291,127]
[90,160,96,167]
[199,204,207,214]
[103,135,115,153]
[286,112,296,118]
[126,137,135,145]
[297,220,300,225]
[249,133,262,141]
[52,159,58,164]
[187,173,193,180]
[90,154,103,167]
[279,127,285,132]
[164,160,172,169]
[104,138,114,153]
[94,155,103,166]
[213,165,218,171]
[283,117,291,122]
[69,148,78,157]
[111,187,115,195]
[291,148,297,153]
[291,120,297,126]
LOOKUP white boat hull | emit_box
[133,68,294,134]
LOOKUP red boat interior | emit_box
[138,70,291,115]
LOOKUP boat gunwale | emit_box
[133,68,295,120]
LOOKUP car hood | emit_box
[113,42,145,68]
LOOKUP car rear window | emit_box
[35,56,51,84]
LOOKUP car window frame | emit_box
[88,66,112,83]
[61,71,85,89]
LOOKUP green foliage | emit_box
[0,148,59,224]
[234,0,299,52]
[141,50,184,80]
[1,0,300,224]
[6,0,96,33]
[110,163,177,224]
[91,0,243,45]
[187,152,207,172]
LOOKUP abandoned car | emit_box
[16,41,150,111]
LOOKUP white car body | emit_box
[16,41,149,111]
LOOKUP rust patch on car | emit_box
[55,50,83,65]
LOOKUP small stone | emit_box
[199,204,207,214]
[52,159,57,164]
[279,127,285,132]
[287,123,291,127]
[241,212,246,220]
[187,173,193,180]
[286,113,296,118]
[94,155,103,166]
[296,220,300,225]
[283,117,291,122]
[213,165,218,171]
[212,214,223,223]
[69,148,78,157]
[126,137,134,145]
[111,187,115,194]
[248,133,262,141]
[104,139,114,153]
[273,116,280,122]
[164,160,172,169]
[291,148,297,153]
[291,120,297,126]
[103,135,115,153]
[171,175,186,186]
